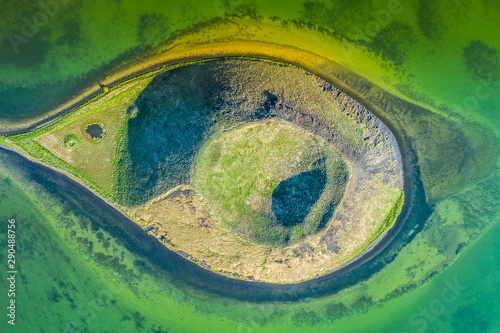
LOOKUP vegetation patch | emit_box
[193,120,349,246]
[63,134,81,150]
[383,192,405,230]
[463,39,499,81]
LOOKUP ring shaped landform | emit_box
[12,58,405,283]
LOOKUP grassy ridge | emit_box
[0,136,15,149]
[383,191,405,230]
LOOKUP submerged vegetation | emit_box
[0,0,498,331]
[463,39,499,81]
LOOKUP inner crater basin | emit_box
[34,58,404,283]
[193,119,350,246]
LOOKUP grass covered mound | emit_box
[193,120,349,246]
[63,134,81,150]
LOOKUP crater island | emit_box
[6,58,404,283]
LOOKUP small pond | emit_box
[86,124,104,139]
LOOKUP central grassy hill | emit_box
[193,119,349,246]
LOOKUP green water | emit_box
[0,146,498,332]
[1,0,499,132]
[1,0,499,332]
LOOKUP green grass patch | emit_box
[63,134,81,150]
[0,136,15,149]
[8,76,155,201]
[383,191,405,230]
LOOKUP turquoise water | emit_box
[1,0,499,332]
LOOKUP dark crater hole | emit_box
[271,169,327,227]
[86,124,103,139]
